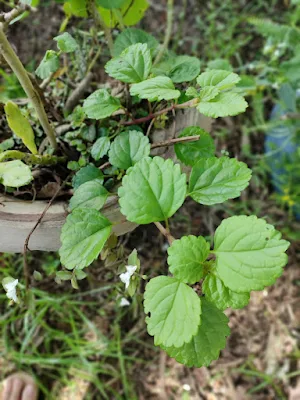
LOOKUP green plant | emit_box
[0,0,290,369]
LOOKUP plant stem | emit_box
[0,25,57,149]
[121,99,198,126]
[154,221,175,245]
[154,0,174,65]
[88,0,114,56]
[0,4,30,26]
[0,150,66,165]
[151,134,200,149]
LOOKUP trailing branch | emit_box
[0,150,66,165]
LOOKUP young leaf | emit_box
[4,101,37,154]
[196,70,240,91]
[54,32,79,53]
[198,86,220,102]
[91,137,111,161]
[109,130,150,169]
[98,0,149,28]
[213,216,290,292]
[130,76,180,102]
[203,273,250,310]
[59,208,112,270]
[144,276,201,348]
[69,180,108,211]
[35,50,59,79]
[153,56,201,83]
[96,0,127,8]
[174,127,215,166]
[113,28,158,57]
[83,89,121,120]
[162,298,230,367]
[56,271,72,281]
[188,157,252,205]
[105,43,152,83]
[0,160,33,187]
[118,157,187,224]
[72,165,104,189]
[167,236,210,284]
[198,92,248,118]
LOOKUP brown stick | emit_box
[23,176,70,289]
[151,134,200,149]
[0,4,31,26]
[154,221,175,245]
[65,72,93,113]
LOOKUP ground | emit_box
[0,0,299,399]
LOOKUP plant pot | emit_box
[0,195,137,253]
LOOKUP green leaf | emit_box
[69,180,108,211]
[203,273,250,310]
[153,56,201,83]
[130,76,180,102]
[72,165,104,189]
[91,137,111,161]
[109,130,150,169]
[185,87,199,98]
[162,298,230,367]
[118,156,187,224]
[83,89,121,120]
[105,43,152,83]
[198,86,220,102]
[59,208,112,270]
[54,32,79,53]
[56,271,72,281]
[113,28,158,57]
[35,50,59,79]
[196,70,240,91]
[198,92,248,118]
[175,127,215,166]
[213,215,290,292]
[4,101,37,154]
[144,276,201,348]
[75,269,87,280]
[0,160,33,187]
[188,157,252,205]
[98,0,149,27]
[167,236,210,284]
[96,0,127,9]
[64,0,87,17]
[207,59,233,71]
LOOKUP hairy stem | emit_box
[154,0,174,64]
[0,150,66,165]
[0,25,57,149]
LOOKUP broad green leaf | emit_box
[109,130,150,169]
[153,56,201,83]
[130,76,180,102]
[281,55,300,83]
[56,271,72,281]
[203,273,250,310]
[213,216,290,292]
[69,180,108,211]
[113,28,158,57]
[72,165,104,189]
[4,101,37,154]
[83,89,121,120]
[196,70,240,90]
[163,298,230,367]
[35,50,59,79]
[91,137,111,161]
[105,43,152,83]
[188,157,251,205]
[98,0,149,28]
[198,92,248,118]
[144,276,201,348]
[64,0,87,17]
[0,160,33,187]
[175,127,215,166]
[198,86,220,102]
[54,32,79,53]
[167,236,210,284]
[96,0,127,8]
[59,208,112,270]
[207,59,233,71]
[118,157,187,224]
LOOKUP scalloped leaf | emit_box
[162,298,230,367]
[109,130,150,169]
[198,92,248,118]
[213,215,290,292]
[113,28,158,57]
[196,70,240,90]
[188,157,252,205]
[0,160,33,188]
[130,76,180,102]
[91,137,111,161]
[152,55,201,83]
[72,165,104,189]
[69,180,108,211]
[54,32,79,53]
[167,236,210,284]
[144,276,201,348]
[35,50,59,79]
[98,0,149,28]
[59,209,112,270]
[118,156,187,224]
[83,89,121,120]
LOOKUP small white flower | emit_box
[120,265,137,289]
[120,297,130,307]
[3,279,19,303]
[182,384,191,391]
